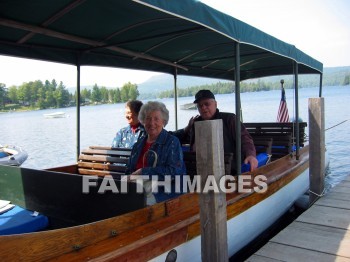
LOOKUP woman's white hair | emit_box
[138,101,169,126]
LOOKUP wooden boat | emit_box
[0,0,324,261]
[43,112,66,118]
[0,145,28,166]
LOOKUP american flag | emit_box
[277,87,289,122]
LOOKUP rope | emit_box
[309,188,326,197]
[325,119,349,131]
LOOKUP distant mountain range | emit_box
[137,74,224,98]
[67,66,350,96]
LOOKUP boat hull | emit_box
[0,145,28,166]
[154,166,309,261]
[0,146,310,261]
[43,112,66,118]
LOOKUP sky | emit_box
[0,0,349,88]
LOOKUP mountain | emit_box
[66,66,350,96]
[137,74,228,98]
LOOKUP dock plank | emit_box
[248,242,350,262]
[296,205,350,230]
[247,174,350,261]
[270,222,350,257]
[329,185,350,194]
[316,197,350,209]
[325,191,350,201]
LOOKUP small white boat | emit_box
[180,103,197,110]
[0,145,28,166]
[43,112,66,118]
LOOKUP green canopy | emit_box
[0,0,322,81]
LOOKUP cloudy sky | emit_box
[0,0,349,88]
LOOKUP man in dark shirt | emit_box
[174,89,258,174]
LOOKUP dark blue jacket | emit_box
[126,129,186,202]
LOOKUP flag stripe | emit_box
[277,87,289,122]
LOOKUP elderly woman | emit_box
[111,100,146,148]
[126,101,185,205]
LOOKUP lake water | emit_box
[1,86,349,190]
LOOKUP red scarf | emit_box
[136,141,153,170]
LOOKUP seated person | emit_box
[112,100,146,148]
[125,101,186,205]
[173,89,258,174]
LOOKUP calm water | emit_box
[1,86,349,190]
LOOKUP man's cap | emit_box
[193,90,215,103]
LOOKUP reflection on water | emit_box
[1,86,349,188]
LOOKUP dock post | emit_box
[308,97,325,206]
[195,119,228,262]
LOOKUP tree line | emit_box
[0,80,139,110]
[1,72,349,111]
[157,73,350,99]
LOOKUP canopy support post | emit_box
[319,73,323,97]
[76,62,81,161]
[235,42,241,176]
[293,61,300,160]
[174,68,178,130]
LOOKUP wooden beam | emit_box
[308,97,325,205]
[195,119,228,262]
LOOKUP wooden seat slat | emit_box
[78,155,128,164]
[78,168,125,177]
[77,147,132,177]
[81,149,131,157]
[245,122,307,146]
[78,162,127,172]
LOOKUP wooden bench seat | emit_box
[245,122,307,161]
[244,122,307,146]
[78,146,132,177]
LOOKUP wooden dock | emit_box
[247,175,350,261]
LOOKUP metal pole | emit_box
[293,61,299,160]
[174,68,178,130]
[76,63,81,161]
[235,42,241,175]
[319,73,323,97]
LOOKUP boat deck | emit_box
[247,174,350,261]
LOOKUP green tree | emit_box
[100,86,109,103]
[54,81,70,107]
[50,79,58,91]
[120,84,129,102]
[81,88,91,104]
[28,80,43,107]
[7,86,18,104]
[45,90,55,108]
[120,82,138,102]
[128,83,139,100]
[36,86,47,109]
[111,88,121,103]
[17,83,31,106]
[0,83,7,109]
[91,84,102,103]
